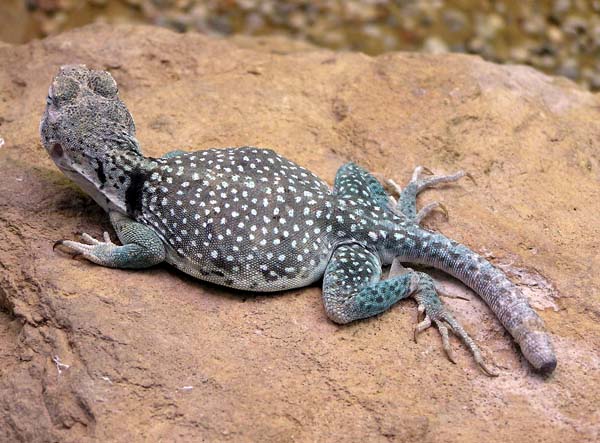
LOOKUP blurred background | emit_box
[2,0,600,90]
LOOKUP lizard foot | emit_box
[396,166,475,223]
[409,166,475,193]
[53,232,118,264]
[412,272,498,377]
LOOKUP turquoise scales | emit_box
[41,65,557,375]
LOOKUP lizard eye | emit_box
[51,76,79,106]
[88,71,118,98]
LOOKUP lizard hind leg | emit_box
[389,258,498,377]
[323,246,497,376]
[322,243,420,324]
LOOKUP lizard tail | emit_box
[395,228,557,374]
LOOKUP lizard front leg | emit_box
[54,211,166,269]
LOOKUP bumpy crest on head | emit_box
[40,65,139,170]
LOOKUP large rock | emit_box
[1,24,599,443]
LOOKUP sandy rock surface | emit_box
[0,24,599,443]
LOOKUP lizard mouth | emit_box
[59,166,77,174]
[50,151,77,174]
[48,143,74,173]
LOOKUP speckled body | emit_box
[41,65,557,375]
[75,146,428,293]
[141,148,340,291]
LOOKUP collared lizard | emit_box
[40,65,557,376]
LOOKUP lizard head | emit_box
[40,65,140,191]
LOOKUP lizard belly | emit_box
[163,242,332,292]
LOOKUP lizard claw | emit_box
[419,166,434,176]
[384,179,403,198]
[434,284,471,301]
[464,172,477,186]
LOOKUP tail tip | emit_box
[518,329,557,375]
[536,357,557,375]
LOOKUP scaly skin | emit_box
[40,65,556,375]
